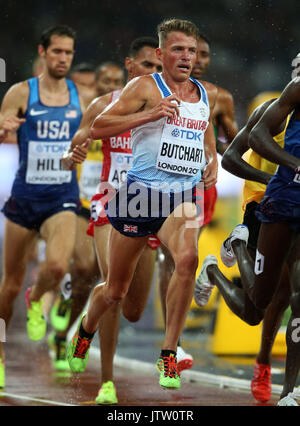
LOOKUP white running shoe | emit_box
[220,224,249,267]
[176,346,193,373]
[277,392,299,406]
[194,255,218,307]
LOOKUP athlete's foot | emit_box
[50,292,72,332]
[277,392,299,406]
[251,360,272,403]
[220,224,249,267]
[194,255,218,307]
[25,288,47,341]
[67,313,93,373]
[48,332,70,371]
[0,358,5,388]
[176,346,193,373]
[158,352,180,389]
[95,381,118,405]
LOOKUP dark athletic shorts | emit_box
[2,195,81,231]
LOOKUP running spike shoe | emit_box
[25,288,47,341]
[251,361,272,403]
[194,255,218,307]
[159,353,181,389]
[48,332,70,371]
[220,224,249,267]
[67,313,92,373]
[50,293,72,332]
[0,358,5,388]
[95,381,118,405]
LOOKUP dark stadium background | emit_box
[1,0,299,123]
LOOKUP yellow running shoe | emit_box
[95,381,118,405]
[159,353,181,389]
[67,313,92,373]
[25,288,47,341]
[0,358,5,388]
[47,332,70,371]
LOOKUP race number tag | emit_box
[254,249,265,275]
[294,172,300,184]
[108,152,133,188]
[156,118,206,176]
[26,140,72,184]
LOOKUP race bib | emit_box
[156,118,206,176]
[108,152,133,188]
[26,140,72,184]
[79,160,102,202]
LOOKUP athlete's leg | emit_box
[122,245,156,323]
[0,219,37,359]
[157,202,199,352]
[83,228,148,334]
[66,216,99,329]
[93,224,121,385]
[157,244,174,330]
[206,222,293,325]
[256,262,291,365]
[29,211,77,302]
[281,233,300,399]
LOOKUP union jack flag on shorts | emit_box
[123,224,138,233]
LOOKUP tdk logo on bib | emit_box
[171,129,180,138]
[171,128,202,141]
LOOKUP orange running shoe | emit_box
[251,361,272,403]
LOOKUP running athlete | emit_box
[67,18,218,392]
[63,37,162,404]
[94,62,125,97]
[0,25,84,388]
[70,62,97,105]
[195,77,300,406]
[210,98,291,403]
[157,32,238,369]
[48,62,103,370]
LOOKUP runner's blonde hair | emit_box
[157,19,199,48]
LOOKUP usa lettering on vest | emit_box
[37,120,70,140]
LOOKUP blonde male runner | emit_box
[63,37,162,404]
[67,19,218,393]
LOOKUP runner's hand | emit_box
[149,94,181,121]
[202,159,218,190]
[0,116,26,143]
[61,139,92,171]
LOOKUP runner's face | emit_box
[126,46,162,78]
[96,66,124,96]
[191,38,210,80]
[41,35,75,79]
[71,71,96,89]
[159,32,197,82]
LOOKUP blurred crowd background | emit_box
[0,0,296,353]
[1,0,300,123]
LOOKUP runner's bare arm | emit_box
[0,82,28,143]
[222,100,278,184]
[249,78,300,170]
[61,93,111,170]
[214,88,238,155]
[202,119,218,189]
[90,76,180,139]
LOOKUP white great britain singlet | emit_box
[127,72,210,193]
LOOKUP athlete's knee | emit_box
[46,260,68,282]
[93,280,127,306]
[175,248,198,277]
[0,279,22,301]
[251,286,272,311]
